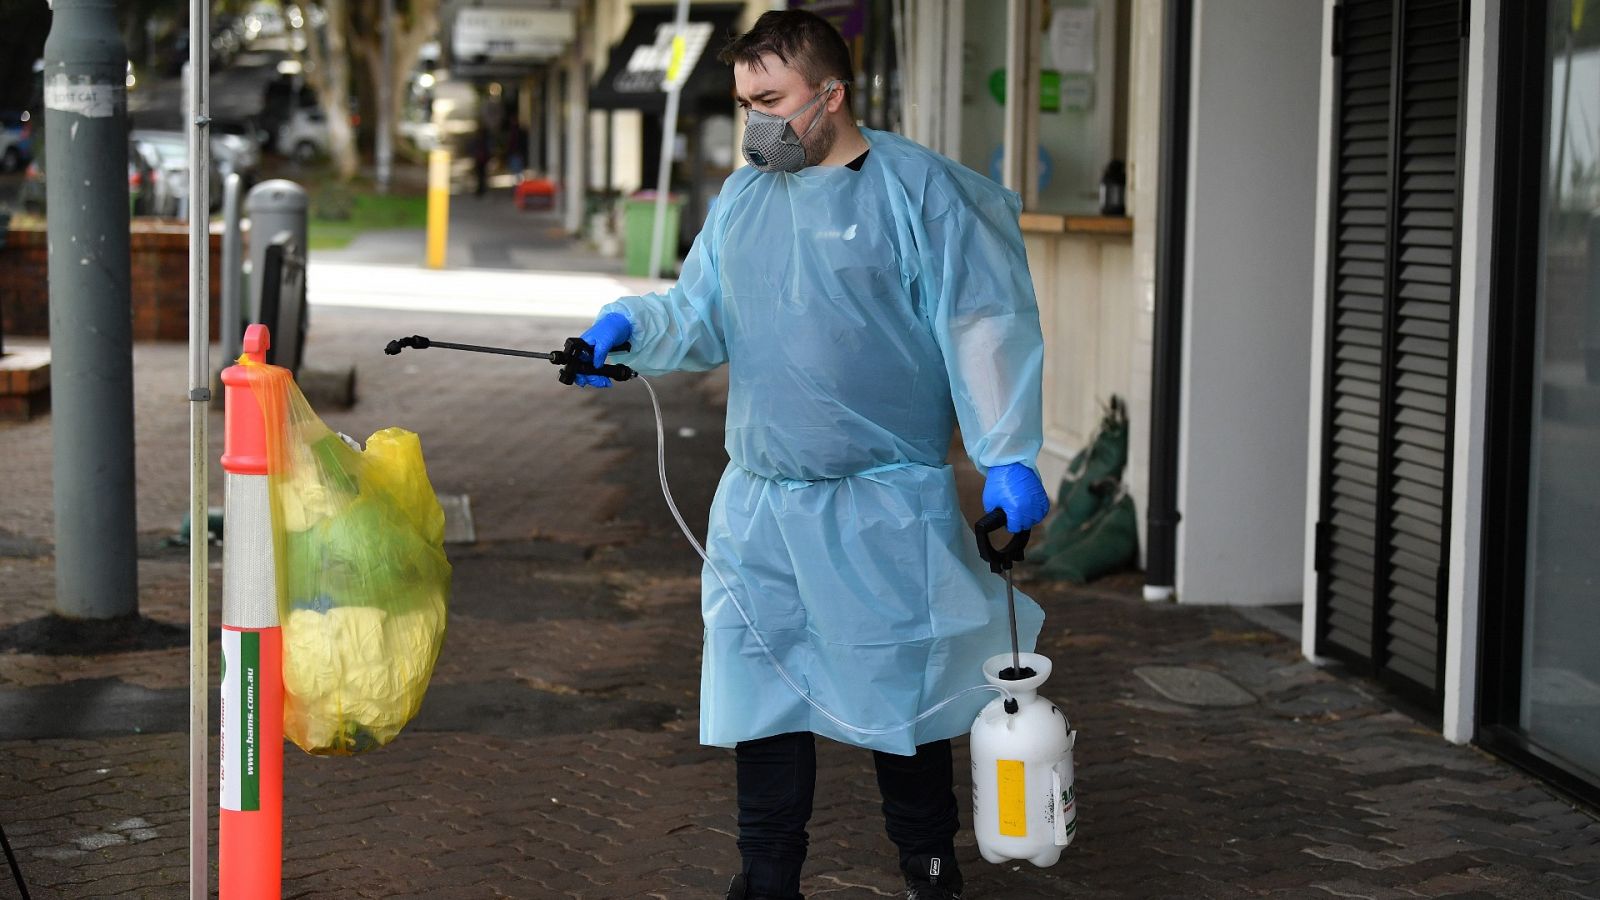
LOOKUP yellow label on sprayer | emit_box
[997,759,1027,837]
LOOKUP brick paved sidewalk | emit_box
[2,303,1598,898]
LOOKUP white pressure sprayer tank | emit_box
[970,651,1077,866]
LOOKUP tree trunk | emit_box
[304,0,361,180]
[353,0,441,168]
[301,0,442,181]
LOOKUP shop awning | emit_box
[450,6,576,78]
[588,3,742,114]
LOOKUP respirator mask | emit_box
[741,80,842,173]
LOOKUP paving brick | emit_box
[4,281,1600,898]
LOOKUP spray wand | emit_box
[384,334,637,385]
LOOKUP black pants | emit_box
[735,732,961,898]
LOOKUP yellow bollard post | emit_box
[426,149,450,269]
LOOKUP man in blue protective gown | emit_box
[570,11,1049,900]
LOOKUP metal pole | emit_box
[648,0,691,280]
[43,0,137,620]
[647,87,681,279]
[1001,0,1027,194]
[221,173,243,365]
[376,0,395,193]
[186,0,212,893]
[1144,0,1193,602]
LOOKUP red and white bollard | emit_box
[219,324,284,898]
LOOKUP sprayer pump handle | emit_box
[974,509,1030,574]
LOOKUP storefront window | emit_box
[1518,0,1600,782]
[1032,0,1126,214]
[959,0,1009,178]
[960,0,1128,216]
[790,0,903,133]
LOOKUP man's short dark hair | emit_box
[720,9,854,101]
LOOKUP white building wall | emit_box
[1175,0,1321,606]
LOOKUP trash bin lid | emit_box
[245,179,310,212]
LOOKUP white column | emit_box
[564,36,588,234]
[1441,0,1502,744]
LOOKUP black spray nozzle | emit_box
[385,335,431,355]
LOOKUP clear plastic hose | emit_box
[637,376,1010,738]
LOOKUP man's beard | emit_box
[802,114,837,168]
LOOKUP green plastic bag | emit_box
[245,359,451,756]
[1037,489,1139,584]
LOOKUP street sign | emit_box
[614,21,713,93]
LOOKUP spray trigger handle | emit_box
[555,337,636,385]
[974,509,1030,574]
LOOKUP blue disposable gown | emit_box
[603,128,1046,755]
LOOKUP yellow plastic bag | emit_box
[244,359,451,755]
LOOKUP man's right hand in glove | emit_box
[982,462,1050,531]
[574,311,633,387]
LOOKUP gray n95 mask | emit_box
[741,80,842,174]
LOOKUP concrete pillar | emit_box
[564,35,588,234]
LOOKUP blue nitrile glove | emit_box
[982,463,1050,531]
[574,311,634,388]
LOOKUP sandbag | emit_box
[1033,397,1128,565]
[1037,490,1139,584]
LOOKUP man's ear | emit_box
[825,82,848,114]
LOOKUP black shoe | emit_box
[904,879,963,900]
[902,854,962,900]
[725,874,804,900]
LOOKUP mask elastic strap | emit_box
[787,79,841,143]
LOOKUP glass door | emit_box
[1482,0,1600,804]
[1517,0,1600,783]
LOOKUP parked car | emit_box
[20,137,160,216]
[19,160,42,211]
[0,110,34,172]
[129,129,223,216]
[259,74,318,151]
[243,1,287,40]
[128,139,159,215]
[276,107,328,161]
[210,117,263,186]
